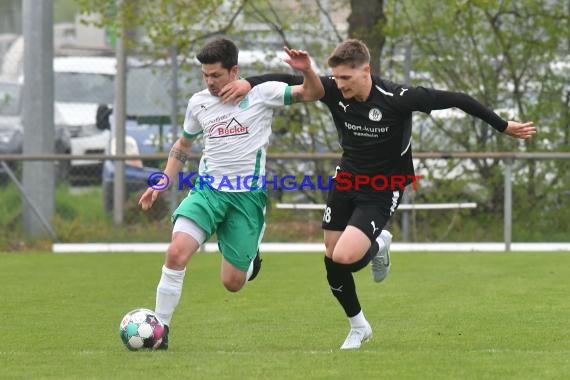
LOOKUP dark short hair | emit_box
[327,39,370,69]
[196,38,238,70]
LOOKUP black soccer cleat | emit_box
[248,251,263,282]
[154,325,169,350]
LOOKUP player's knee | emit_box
[166,242,191,268]
[222,277,243,292]
[331,243,366,265]
[332,252,357,265]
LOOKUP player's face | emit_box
[201,63,238,96]
[331,63,371,101]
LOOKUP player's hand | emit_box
[283,46,312,71]
[220,79,251,104]
[139,186,165,211]
[504,121,536,139]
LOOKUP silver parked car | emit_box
[0,80,72,184]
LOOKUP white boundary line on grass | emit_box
[52,242,570,253]
[276,202,478,210]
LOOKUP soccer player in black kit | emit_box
[220,39,536,349]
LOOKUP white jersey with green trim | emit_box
[183,81,291,192]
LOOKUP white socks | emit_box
[155,265,186,326]
[376,233,387,252]
[349,310,368,329]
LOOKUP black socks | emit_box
[323,242,378,318]
[324,256,360,317]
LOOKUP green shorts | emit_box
[172,185,267,272]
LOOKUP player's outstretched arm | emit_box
[283,47,324,102]
[503,121,536,139]
[139,136,193,211]
[220,74,303,104]
[429,90,537,139]
[220,69,302,104]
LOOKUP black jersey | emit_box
[320,75,435,181]
[246,74,507,188]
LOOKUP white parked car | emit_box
[52,56,179,182]
[53,56,116,171]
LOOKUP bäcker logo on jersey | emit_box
[208,118,249,139]
[368,108,382,121]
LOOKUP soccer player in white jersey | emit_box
[138,38,324,349]
[220,39,536,350]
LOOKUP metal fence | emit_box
[1,152,569,250]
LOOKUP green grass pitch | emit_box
[1,251,570,379]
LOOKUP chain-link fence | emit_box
[1,153,569,250]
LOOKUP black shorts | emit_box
[321,182,404,242]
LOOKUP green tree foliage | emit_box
[74,1,569,239]
[76,0,350,202]
[387,0,569,152]
[384,0,570,238]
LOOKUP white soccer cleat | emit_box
[340,322,372,350]
[371,230,392,283]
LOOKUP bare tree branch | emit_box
[314,0,344,42]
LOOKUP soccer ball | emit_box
[119,308,165,351]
